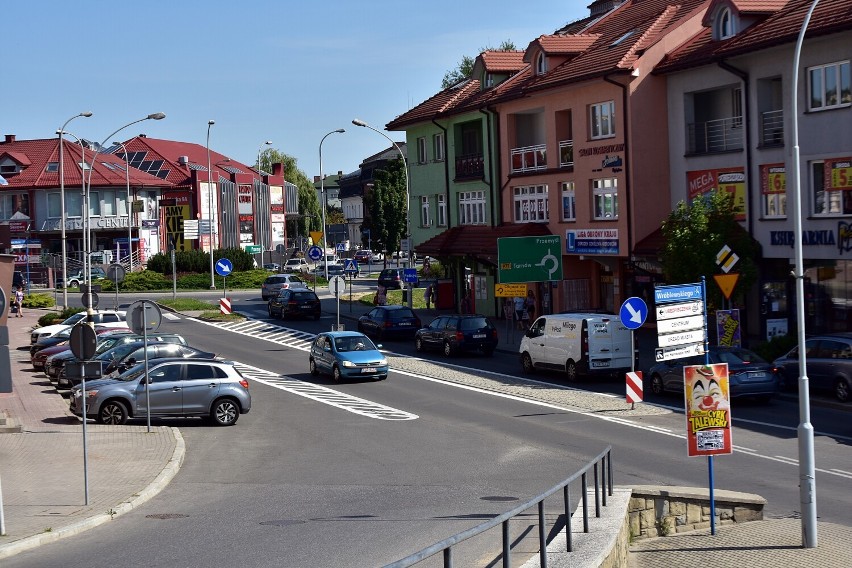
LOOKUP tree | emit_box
[441,40,517,89]
[365,158,407,253]
[258,149,322,241]
[660,190,760,308]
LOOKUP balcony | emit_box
[559,140,574,167]
[687,117,743,154]
[454,153,484,179]
[760,109,784,147]
[511,143,547,173]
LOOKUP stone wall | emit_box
[628,485,765,540]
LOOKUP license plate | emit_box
[743,371,767,381]
[300,305,311,309]
[362,367,377,373]
[399,322,411,326]
[591,361,610,368]
[473,334,486,339]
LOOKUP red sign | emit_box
[626,371,643,403]
[684,363,733,457]
[8,221,29,233]
[219,297,232,315]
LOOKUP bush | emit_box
[22,293,55,309]
[752,333,798,363]
[146,247,257,275]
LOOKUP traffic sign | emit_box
[495,283,527,298]
[336,242,346,252]
[619,297,647,330]
[107,263,126,284]
[307,246,323,261]
[626,371,643,403]
[343,259,359,274]
[654,343,705,362]
[70,323,97,360]
[654,283,702,304]
[245,244,262,254]
[403,268,418,283]
[127,300,162,335]
[219,297,232,315]
[215,258,233,277]
[657,314,704,335]
[713,273,740,300]
[328,275,346,298]
[497,235,563,283]
[81,292,99,309]
[656,300,703,321]
[657,329,705,348]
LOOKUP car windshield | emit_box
[289,276,304,284]
[117,362,148,382]
[291,292,316,301]
[460,317,490,331]
[62,313,86,325]
[714,348,766,365]
[388,308,416,320]
[334,336,378,352]
[98,342,143,361]
[56,328,74,339]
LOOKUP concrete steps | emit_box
[0,409,22,433]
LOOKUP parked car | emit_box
[30,327,74,359]
[773,333,852,402]
[31,310,126,344]
[261,274,307,300]
[415,314,498,357]
[378,268,418,290]
[69,359,251,426]
[263,263,281,272]
[268,289,321,320]
[282,258,310,273]
[62,267,107,288]
[357,305,421,340]
[312,263,345,277]
[648,346,778,402]
[309,331,387,382]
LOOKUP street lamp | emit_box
[56,129,87,293]
[57,111,92,308]
[112,140,133,274]
[257,140,273,266]
[207,120,216,289]
[319,129,345,280]
[352,118,412,307]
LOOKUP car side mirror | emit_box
[127,357,136,365]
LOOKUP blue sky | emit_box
[5,1,586,180]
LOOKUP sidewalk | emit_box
[0,309,184,561]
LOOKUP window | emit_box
[102,190,116,216]
[459,191,486,225]
[590,101,615,139]
[561,182,576,221]
[437,194,447,226]
[433,133,445,162]
[484,73,494,88]
[420,196,431,227]
[763,165,786,218]
[808,61,851,111]
[417,137,428,164]
[47,191,82,218]
[45,162,59,173]
[732,88,743,127]
[592,178,618,220]
[536,52,547,75]
[717,8,734,39]
[88,192,101,216]
[0,193,29,219]
[513,185,549,223]
[811,161,852,215]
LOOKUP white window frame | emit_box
[102,190,116,216]
[808,61,852,111]
[437,194,447,226]
[561,182,576,222]
[433,133,445,162]
[717,7,734,39]
[420,195,431,227]
[458,190,487,225]
[590,101,615,139]
[88,191,101,217]
[536,52,547,75]
[592,178,618,220]
[764,192,786,218]
[811,160,852,216]
[512,185,549,223]
[417,136,428,164]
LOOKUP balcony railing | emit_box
[454,153,484,179]
[761,109,784,147]
[511,143,547,173]
[559,139,574,167]
[686,116,744,154]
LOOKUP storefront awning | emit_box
[416,223,553,266]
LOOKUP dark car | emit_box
[648,346,778,402]
[773,333,852,402]
[415,314,498,357]
[378,268,418,290]
[268,289,321,320]
[357,306,421,340]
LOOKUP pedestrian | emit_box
[525,289,536,323]
[376,284,387,306]
[14,285,24,317]
[513,296,525,330]
[424,283,433,310]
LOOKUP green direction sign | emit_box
[245,244,262,254]
[497,235,563,283]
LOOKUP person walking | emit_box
[14,285,24,317]
[513,295,525,330]
[525,289,537,323]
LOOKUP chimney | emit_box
[272,162,284,176]
[178,156,189,165]
[338,170,342,176]
[4,134,16,143]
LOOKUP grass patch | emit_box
[158,298,219,311]
[198,311,245,322]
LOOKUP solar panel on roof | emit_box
[156,170,170,179]
[187,163,207,171]
[221,166,244,174]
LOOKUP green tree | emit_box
[365,158,407,253]
[258,149,323,241]
[660,190,760,308]
[441,40,517,89]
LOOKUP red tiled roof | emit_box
[479,50,526,72]
[730,0,791,13]
[527,34,601,58]
[416,223,552,265]
[0,151,32,166]
[387,80,481,130]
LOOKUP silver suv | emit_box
[773,333,852,402]
[261,274,307,300]
[69,359,252,426]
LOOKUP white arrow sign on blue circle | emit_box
[307,246,323,261]
[619,297,648,330]
[215,258,233,277]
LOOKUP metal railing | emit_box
[761,109,784,146]
[384,446,614,568]
[558,140,574,168]
[686,116,743,154]
[455,153,485,178]
[510,144,548,173]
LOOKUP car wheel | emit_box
[97,400,128,425]
[521,352,535,374]
[332,365,343,383]
[565,360,578,382]
[415,337,424,352]
[69,279,80,288]
[309,358,319,376]
[834,377,851,403]
[443,341,453,357]
[650,374,665,395]
[210,398,239,426]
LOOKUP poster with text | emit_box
[715,309,741,347]
[684,363,733,457]
[687,168,746,221]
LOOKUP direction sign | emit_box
[245,244,262,254]
[307,246,323,261]
[215,258,233,277]
[343,259,359,274]
[328,275,346,298]
[657,314,704,335]
[656,300,703,321]
[497,235,563,283]
[403,268,418,283]
[654,342,705,362]
[495,283,527,298]
[619,297,648,330]
[658,329,705,348]
[654,283,702,304]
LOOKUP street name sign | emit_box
[245,244,262,254]
[656,300,703,321]
[657,314,704,335]
[654,283,702,304]
[654,343,705,362]
[657,329,705,348]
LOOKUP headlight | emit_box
[342,360,356,368]
[378,359,388,366]
[86,390,99,397]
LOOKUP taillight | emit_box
[239,379,249,389]
[385,321,393,328]
[491,329,498,339]
[455,331,464,341]
[288,301,298,306]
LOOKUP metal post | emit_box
[207,120,216,289]
[319,129,345,281]
[538,501,547,568]
[564,485,572,552]
[143,302,151,433]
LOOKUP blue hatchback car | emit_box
[309,331,388,382]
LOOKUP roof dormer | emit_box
[703,0,790,41]
[471,50,526,90]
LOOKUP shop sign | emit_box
[566,229,619,255]
[687,168,746,221]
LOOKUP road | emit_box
[7,289,851,567]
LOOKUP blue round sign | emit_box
[307,245,323,261]
[619,297,648,330]
[215,258,233,277]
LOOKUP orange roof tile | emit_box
[479,50,526,72]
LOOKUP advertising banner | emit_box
[684,363,733,457]
[687,168,746,220]
[715,309,741,347]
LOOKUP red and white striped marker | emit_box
[626,371,643,404]
[219,297,232,315]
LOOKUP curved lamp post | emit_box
[207,120,216,289]
[57,111,92,308]
[112,140,133,274]
[257,140,272,266]
[352,118,412,307]
[319,129,345,280]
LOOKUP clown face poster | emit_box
[684,363,733,457]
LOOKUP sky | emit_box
[4,1,587,180]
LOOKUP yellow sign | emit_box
[310,231,324,245]
[495,283,527,297]
[713,273,740,300]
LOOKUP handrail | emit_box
[385,446,613,568]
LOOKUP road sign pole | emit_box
[700,275,716,537]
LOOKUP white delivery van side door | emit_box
[549,316,580,369]
[524,317,548,367]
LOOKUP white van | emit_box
[519,313,635,381]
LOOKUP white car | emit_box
[31,310,127,344]
[282,258,311,273]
